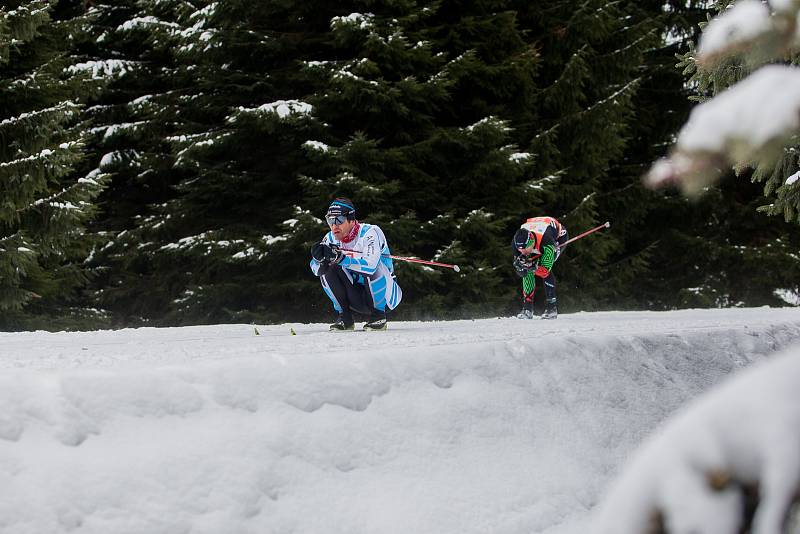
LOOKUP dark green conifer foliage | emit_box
[83,0,347,324]
[299,2,547,319]
[0,0,109,330]
[588,0,715,310]
[480,0,666,312]
[42,0,786,326]
[65,0,187,324]
[657,0,800,308]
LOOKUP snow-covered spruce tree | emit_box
[299,0,669,319]
[496,0,671,313]
[298,3,541,319]
[73,0,204,325]
[648,0,800,308]
[84,0,341,325]
[585,0,720,311]
[0,1,109,330]
[75,1,180,231]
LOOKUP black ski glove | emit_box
[311,243,344,265]
[513,255,534,277]
[325,244,345,265]
[311,243,327,262]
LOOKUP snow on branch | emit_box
[0,142,81,172]
[464,116,510,133]
[0,101,80,130]
[230,100,313,122]
[646,65,800,195]
[330,13,375,31]
[591,345,800,534]
[696,0,773,67]
[64,59,137,80]
[117,16,179,33]
[697,0,800,72]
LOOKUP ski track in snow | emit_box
[0,307,799,534]
[2,308,797,370]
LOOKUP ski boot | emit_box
[541,302,558,320]
[516,308,534,319]
[363,310,388,331]
[330,314,355,331]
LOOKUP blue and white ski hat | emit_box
[326,198,356,221]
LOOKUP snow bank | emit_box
[0,308,799,534]
[591,343,800,534]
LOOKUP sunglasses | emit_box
[326,214,349,226]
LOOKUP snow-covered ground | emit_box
[1,307,800,534]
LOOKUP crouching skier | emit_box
[310,198,402,331]
[512,216,568,320]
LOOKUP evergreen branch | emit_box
[0,101,79,131]
[1,0,53,60]
[604,29,658,59]
[14,171,105,217]
[0,230,22,245]
[575,78,640,119]
[562,192,597,219]
[567,0,623,31]
[538,77,640,135]
[0,102,80,158]
[0,141,82,172]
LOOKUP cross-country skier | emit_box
[512,216,568,320]
[310,198,402,331]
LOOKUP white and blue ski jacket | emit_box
[310,223,402,311]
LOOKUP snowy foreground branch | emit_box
[646,65,800,194]
[591,346,800,534]
[646,0,800,195]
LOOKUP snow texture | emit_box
[1,308,800,533]
[677,65,800,155]
[646,65,800,192]
[64,59,135,79]
[697,0,771,59]
[646,0,800,194]
[592,341,800,534]
[235,100,313,120]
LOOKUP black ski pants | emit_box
[320,264,377,319]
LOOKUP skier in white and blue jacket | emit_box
[310,198,402,331]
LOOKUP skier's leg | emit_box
[363,269,392,329]
[518,271,536,318]
[542,271,557,319]
[320,265,372,325]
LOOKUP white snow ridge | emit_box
[1,307,799,534]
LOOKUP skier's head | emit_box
[514,228,537,255]
[326,198,356,225]
[326,198,357,240]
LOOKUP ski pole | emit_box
[384,254,461,272]
[521,221,611,261]
[561,221,611,247]
[339,248,461,272]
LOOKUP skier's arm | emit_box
[535,242,556,278]
[309,234,335,276]
[339,229,380,275]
